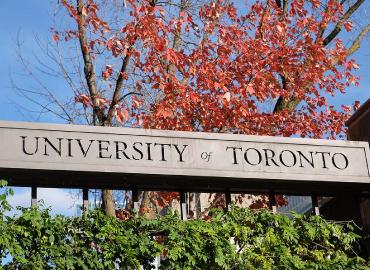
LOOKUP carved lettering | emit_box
[98,140,112,159]
[154,143,171,161]
[115,141,130,160]
[21,136,39,155]
[77,139,95,158]
[332,153,349,170]
[244,148,262,166]
[18,134,354,176]
[315,151,330,169]
[263,149,279,167]
[132,142,144,160]
[67,138,73,157]
[146,143,153,161]
[279,150,297,168]
[226,146,242,164]
[173,144,188,162]
[298,151,314,168]
[43,137,63,156]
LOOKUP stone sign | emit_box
[0,120,369,184]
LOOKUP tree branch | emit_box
[347,23,370,56]
[274,0,366,113]
[323,0,365,46]
[76,0,106,125]
[106,0,162,125]
[166,0,189,75]
[275,0,288,13]
[106,53,132,125]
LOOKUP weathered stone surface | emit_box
[0,120,369,184]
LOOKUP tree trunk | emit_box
[273,96,300,113]
[140,191,151,215]
[195,193,201,219]
[102,189,116,217]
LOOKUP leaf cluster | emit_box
[0,183,369,269]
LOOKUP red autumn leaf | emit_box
[115,107,130,123]
[223,92,231,102]
[352,62,359,69]
[157,107,173,118]
[97,98,108,107]
[276,25,284,33]
[132,95,141,108]
[81,6,88,16]
[75,94,91,107]
[82,45,89,54]
[344,21,353,32]
[102,65,113,80]
[246,84,255,95]
[353,100,361,111]
[310,0,321,8]
[120,71,128,80]
[52,33,59,42]
[189,92,199,102]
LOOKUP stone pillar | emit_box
[346,98,370,227]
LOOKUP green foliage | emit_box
[0,185,369,269]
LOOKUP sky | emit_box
[0,0,81,216]
[0,0,369,216]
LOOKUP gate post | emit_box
[311,195,320,216]
[31,186,37,207]
[269,192,277,213]
[132,188,139,216]
[180,191,187,221]
[82,189,89,215]
[225,191,232,211]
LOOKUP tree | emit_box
[14,0,369,216]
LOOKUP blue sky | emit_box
[0,0,369,215]
[0,0,80,215]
